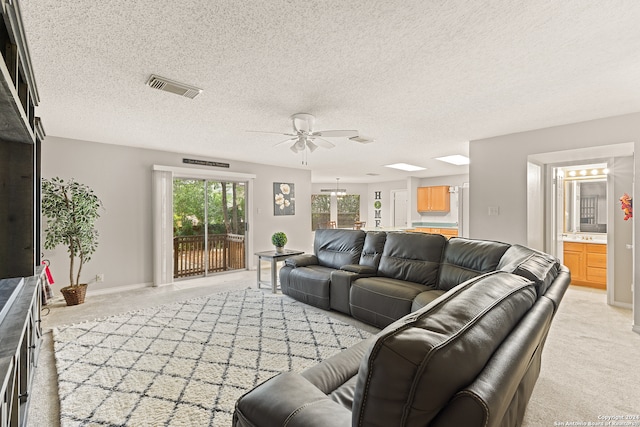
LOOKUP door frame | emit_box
[527,143,634,308]
[152,165,256,286]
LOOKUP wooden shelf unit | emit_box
[0,271,43,427]
[0,0,39,143]
[0,0,44,279]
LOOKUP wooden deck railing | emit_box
[173,234,245,278]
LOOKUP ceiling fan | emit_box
[249,113,374,154]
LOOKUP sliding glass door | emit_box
[173,178,246,278]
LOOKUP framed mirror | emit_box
[564,179,607,233]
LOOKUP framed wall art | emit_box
[274,182,295,215]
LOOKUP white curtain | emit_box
[152,169,173,286]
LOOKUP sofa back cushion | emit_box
[377,232,446,285]
[359,231,387,269]
[437,237,511,291]
[498,244,561,296]
[314,229,366,269]
[352,271,537,427]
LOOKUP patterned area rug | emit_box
[53,288,370,426]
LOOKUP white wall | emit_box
[366,180,406,228]
[470,112,639,333]
[42,136,313,293]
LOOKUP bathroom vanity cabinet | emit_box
[563,242,606,289]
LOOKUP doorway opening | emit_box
[173,178,246,278]
[528,142,634,308]
[391,190,408,228]
[553,163,608,290]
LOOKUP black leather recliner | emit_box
[279,229,365,309]
[234,263,570,427]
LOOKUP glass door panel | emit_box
[206,181,246,273]
[173,178,247,279]
[173,179,207,278]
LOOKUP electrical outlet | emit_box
[96,273,104,283]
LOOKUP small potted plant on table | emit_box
[42,177,103,306]
[271,231,287,253]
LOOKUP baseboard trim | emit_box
[610,301,633,310]
[86,281,153,297]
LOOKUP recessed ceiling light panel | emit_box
[435,155,470,165]
[384,163,426,172]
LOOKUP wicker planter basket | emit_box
[60,284,88,306]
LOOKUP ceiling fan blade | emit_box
[312,137,335,149]
[272,137,296,147]
[247,130,297,136]
[349,135,375,144]
[312,130,359,138]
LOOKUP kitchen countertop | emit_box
[562,233,607,244]
[411,222,458,229]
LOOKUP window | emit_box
[311,194,331,230]
[338,195,360,228]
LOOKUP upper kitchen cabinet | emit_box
[0,0,39,143]
[417,186,450,212]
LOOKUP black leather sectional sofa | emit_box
[234,229,570,427]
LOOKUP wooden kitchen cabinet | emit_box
[417,186,450,212]
[563,242,606,289]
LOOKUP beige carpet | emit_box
[27,271,640,426]
[522,286,640,426]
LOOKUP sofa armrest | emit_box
[330,268,375,315]
[233,372,351,427]
[284,254,318,268]
[341,264,377,275]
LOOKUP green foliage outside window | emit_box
[338,195,360,228]
[311,194,331,230]
[173,179,245,236]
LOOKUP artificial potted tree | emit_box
[271,231,287,253]
[42,177,103,306]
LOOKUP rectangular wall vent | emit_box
[146,74,202,99]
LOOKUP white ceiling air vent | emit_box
[146,74,202,99]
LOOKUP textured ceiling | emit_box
[19,0,640,183]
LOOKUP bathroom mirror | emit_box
[564,179,607,233]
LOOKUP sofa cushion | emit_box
[352,271,537,427]
[284,265,336,309]
[358,231,387,269]
[411,289,446,312]
[234,372,352,427]
[377,232,446,285]
[350,277,434,328]
[498,244,561,296]
[314,229,366,269]
[437,237,511,291]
